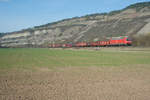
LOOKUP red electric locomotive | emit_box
[109,36,132,46]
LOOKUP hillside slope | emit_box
[1,2,150,47]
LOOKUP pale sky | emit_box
[0,0,150,32]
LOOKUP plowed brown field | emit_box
[0,65,150,100]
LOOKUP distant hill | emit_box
[1,2,150,47]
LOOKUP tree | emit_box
[0,33,4,37]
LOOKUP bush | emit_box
[132,33,150,47]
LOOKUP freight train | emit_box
[49,36,132,48]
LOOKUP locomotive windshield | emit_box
[127,37,132,41]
